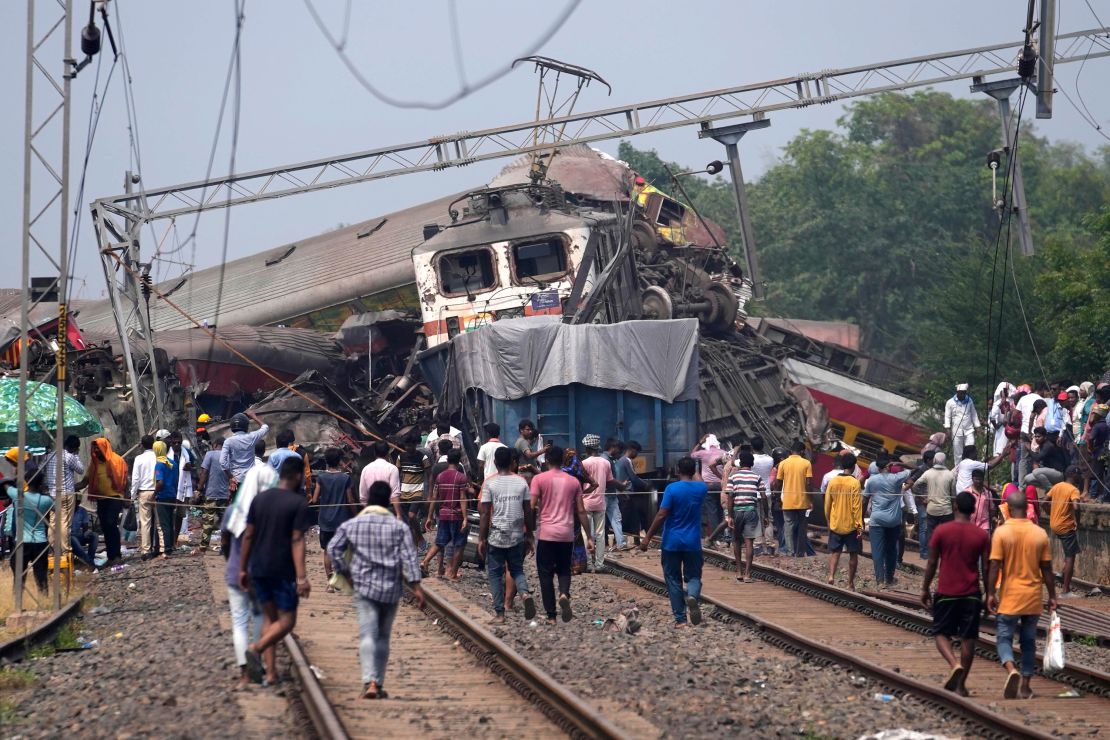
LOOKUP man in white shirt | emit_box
[944,384,980,467]
[358,440,401,513]
[1016,383,1047,483]
[476,422,507,482]
[129,434,158,558]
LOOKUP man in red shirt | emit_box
[920,491,990,696]
[530,446,594,623]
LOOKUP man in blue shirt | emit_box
[639,457,706,628]
[220,411,270,488]
[864,451,913,587]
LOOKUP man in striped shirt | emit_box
[723,451,765,582]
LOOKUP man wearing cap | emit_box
[579,435,611,570]
[944,385,980,468]
[220,410,269,492]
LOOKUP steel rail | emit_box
[406,581,628,740]
[0,596,84,664]
[283,632,350,740]
[697,547,1110,697]
[606,558,1054,740]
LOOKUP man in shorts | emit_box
[238,457,311,685]
[723,451,764,582]
[823,452,864,590]
[920,491,990,696]
[421,449,470,579]
[1045,466,1085,596]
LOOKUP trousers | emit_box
[156,501,176,555]
[604,494,626,548]
[10,541,49,592]
[96,498,124,561]
[47,492,75,555]
[486,543,530,615]
[586,510,607,568]
[137,490,156,555]
[536,539,572,620]
[661,549,702,624]
[355,597,399,686]
[227,585,262,666]
[870,524,901,584]
[782,510,808,556]
[996,613,1038,676]
[199,499,229,550]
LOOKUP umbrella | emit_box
[0,377,103,447]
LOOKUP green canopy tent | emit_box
[0,377,103,448]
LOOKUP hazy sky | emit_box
[5,1,1108,298]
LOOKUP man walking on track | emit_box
[530,446,593,623]
[239,457,312,686]
[724,451,764,583]
[477,446,536,623]
[985,488,1057,699]
[640,456,706,628]
[920,491,990,696]
[328,480,425,700]
[1045,466,1085,597]
[823,452,864,591]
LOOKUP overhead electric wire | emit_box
[300,0,581,110]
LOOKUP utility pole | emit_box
[699,118,771,299]
[1036,0,1056,119]
[123,170,166,427]
[971,77,1035,256]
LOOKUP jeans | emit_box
[586,510,607,568]
[536,539,572,619]
[604,494,626,548]
[156,501,176,555]
[70,531,99,569]
[486,542,530,615]
[870,524,901,584]
[782,510,808,557]
[355,596,399,686]
[1016,443,1032,486]
[661,549,702,624]
[772,507,785,550]
[96,498,124,561]
[227,585,262,666]
[996,613,1038,676]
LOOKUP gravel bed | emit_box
[737,548,1110,670]
[436,558,975,739]
[2,556,254,739]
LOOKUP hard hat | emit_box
[154,429,171,441]
[4,448,26,465]
[230,413,250,433]
[197,413,211,424]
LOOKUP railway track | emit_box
[803,523,1110,645]
[292,558,625,740]
[606,550,1110,739]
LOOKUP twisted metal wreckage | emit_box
[3,146,925,474]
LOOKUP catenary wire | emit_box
[300,0,581,110]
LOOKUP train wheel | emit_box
[703,282,738,333]
[641,286,673,320]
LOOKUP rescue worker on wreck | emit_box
[945,383,980,468]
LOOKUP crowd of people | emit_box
[0,384,1101,701]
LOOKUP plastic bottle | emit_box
[872,693,895,702]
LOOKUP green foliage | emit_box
[618,90,1110,397]
[1071,633,1099,647]
[0,667,35,691]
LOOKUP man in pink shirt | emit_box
[579,434,611,571]
[531,446,594,623]
[691,434,726,543]
[359,441,400,516]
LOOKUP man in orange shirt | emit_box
[773,441,813,557]
[1045,466,1085,596]
[985,489,1057,699]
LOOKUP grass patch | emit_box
[25,619,83,659]
[1072,634,1099,647]
[0,667,35,691]
[0,698,17,725]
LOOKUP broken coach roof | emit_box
[77,193,464,332]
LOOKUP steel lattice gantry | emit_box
[89,25,1110,432]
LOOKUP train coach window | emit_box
[893,445,918,462]
[852,431,887,462]
[657,197,686,227]
[512,237,567,283]
[829,422,846,441]
[439,249,497,296]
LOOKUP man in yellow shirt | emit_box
[1044,466,1085,596]
[823,452,863,590]
[986,489,1057,699]
[773,441,813,557]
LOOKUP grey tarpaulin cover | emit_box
[441,316,699,411]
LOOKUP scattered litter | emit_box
[110,564,128,572]
[592,620,605,626]
[872,693,896,702]
[310,665,326,680]
[1057,689,1082,698]
[114,632,124,639]
[127,582,136,589]
[433,618,439,626]
[81,639,98,649]
[528,620,538,628]
[603,608,642,635]
[87,605,110,615]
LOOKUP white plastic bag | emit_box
[1043,610,1066,672]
